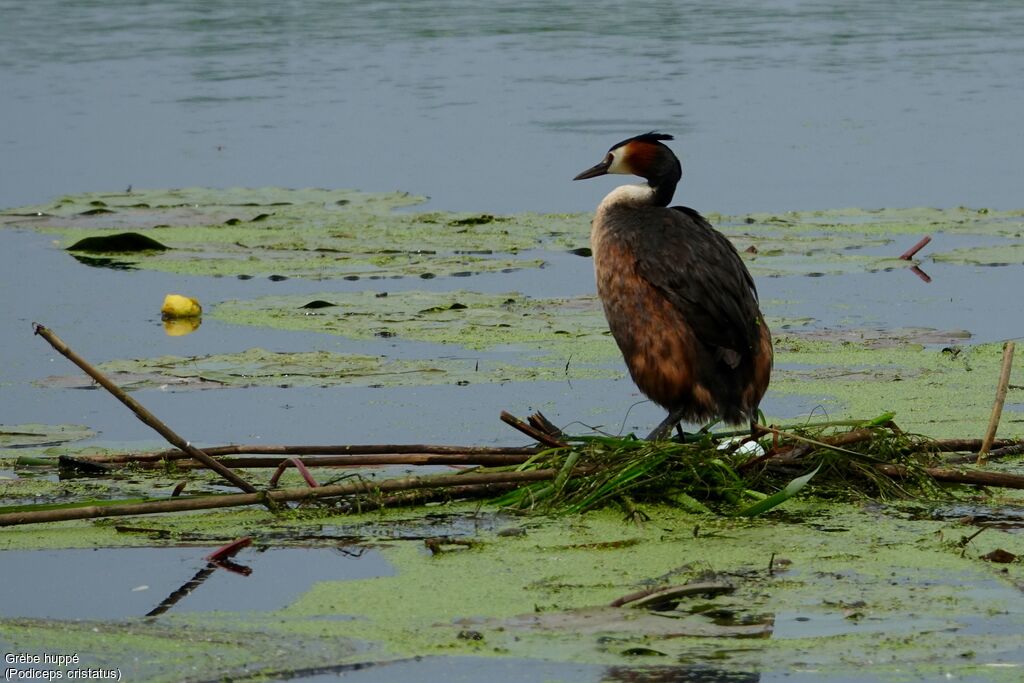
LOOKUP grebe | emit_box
[574,132,772,439]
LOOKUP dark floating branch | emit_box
[877,464,1024,490]
[0,469,565,527]
[75,443,541,465]
[610,581,734,609]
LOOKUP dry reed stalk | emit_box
[34,324,256,494]
[979,341,1016,464]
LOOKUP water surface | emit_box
[2,1,1023,214]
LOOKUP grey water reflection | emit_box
[2,1,1023,214]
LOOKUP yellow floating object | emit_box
[161,293,202,319]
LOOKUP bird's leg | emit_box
[646,407,688,441]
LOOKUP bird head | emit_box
[573,132,680,185]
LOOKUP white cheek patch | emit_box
[606,149,631,175]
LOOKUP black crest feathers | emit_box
[609,131,674,152]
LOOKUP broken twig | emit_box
[500,411,569,448]
[899,235,932,260]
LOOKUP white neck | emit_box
[597,183,656,211]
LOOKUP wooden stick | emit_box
[527,411,563,438]
[0,469,564,527]
[984,442,1024,459]
[876,464,1024,490]
[33,324,257,494]
[500,411,568,448]
[71,437,1022,471]
[119,453,537,470]
[611,581,734,609]
[979,341,1016,465]
[76,443,541,465]
[930,438,1021,453]
[899,235,932,260]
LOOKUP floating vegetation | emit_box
[212,289,612,357]
[36,347,610,392]
[2,189,1022,279]
[0,188,573,280]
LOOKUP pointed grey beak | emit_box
[573,160,610,181]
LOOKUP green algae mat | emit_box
[4,188,1024,279]
[3,189,1024,681]
[3,500,1024,681]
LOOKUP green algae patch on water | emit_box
[6,189,1022,280]
[0,616,370,683]
[213,290,621,363]
[932,242,1024,266]
[711,206,1024,277]
[0,187,590,280]
[3,497,1024,677]
[771,337,1024,439]
[35,346,606,392]
[272,502,1024,676]
[715,206,1024,237]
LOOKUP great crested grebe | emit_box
[574,132,772,439]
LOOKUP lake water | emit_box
[2,5,1024,681]
[2,1,1023,215]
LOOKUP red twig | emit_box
[899,235,932,260]
[909,265,932,283]
[205,536,253,562]
[269,457,320,488]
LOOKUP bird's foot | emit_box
[646,408,688,441]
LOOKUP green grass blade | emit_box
[736,464,822,517]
